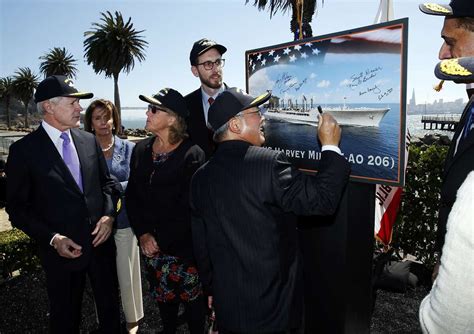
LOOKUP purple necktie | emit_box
[60,132,83,192]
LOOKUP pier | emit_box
[421,114,461,131]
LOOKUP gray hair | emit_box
[212,122,230,142]
[36,96,63,114]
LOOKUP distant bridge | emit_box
[421,114,461,132]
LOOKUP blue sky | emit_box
[0,0,466,120]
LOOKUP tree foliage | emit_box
[246,0,324,38]
[84,10,148,128]
[0,77,15,128]
[392,141,449,269]
[39,47,78,79]
[12,67,39,128]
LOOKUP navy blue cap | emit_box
[139,88,189,118]
[35,75,93,103]
[208,87,271,131]
[190,38,227,65]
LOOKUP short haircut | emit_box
[37,96,62,114]
[84,99,120,135]
[212,122,230,143]
[456,17,474,32]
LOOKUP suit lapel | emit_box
[70,128,88,193]
[111,136,123,174]
[192,89,206,129]
[36,126,83,193]
[444,97,474,175]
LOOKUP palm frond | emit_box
[39,47,78,78]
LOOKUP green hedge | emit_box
[391,140,449,269]
[0,228,40,278]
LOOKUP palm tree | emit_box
[84,11,148,132]
[12,67,39,128]
[246,0,323,39]
[39,47,78,79]
[0,77,15,129]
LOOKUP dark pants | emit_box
[220,331,300,334]
[44,249,120,334]
[157,295,206,334]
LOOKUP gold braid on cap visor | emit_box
[440,59,472,77]
[423,3,451,14]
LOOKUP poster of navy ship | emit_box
[246,18,408,187]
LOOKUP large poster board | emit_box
[246,18,408,186]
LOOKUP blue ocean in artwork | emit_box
[263,103,403,185]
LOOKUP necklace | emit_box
[101,136,115,152]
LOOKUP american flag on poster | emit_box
[374,131,411,245]
[247,39,332,98]
[247,25,403,104]
[248,39,330,75]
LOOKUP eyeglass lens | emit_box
[148,105,159,114]
[201,59,225,70]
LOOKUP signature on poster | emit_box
[274,72,308,94]
[378,88,393,101]
[349,66,383,89]
[359,84,382,96]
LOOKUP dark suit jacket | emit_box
[184,85,227,159]
[6,126,118,271]
[437,96,474,251]
[126,137,205,261]
[190,140,350,332]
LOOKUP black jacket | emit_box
[6,126,118,271]
[126,137,205,261]
[437,96,474,251]
[191,140,350,332]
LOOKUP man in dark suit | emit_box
[6,75,120,333]
[190,88,350,333]
[419,0,474,278]
[185,38,227,159]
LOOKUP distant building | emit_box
[409,88,416,107]
[407,89,465,115]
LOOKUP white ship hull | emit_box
[265,106,390,127]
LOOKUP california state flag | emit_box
[374,132,411,245]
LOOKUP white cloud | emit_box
[317,80,330,88]
[249,68,275,95]
[309,73,317,79]
[339,79,351,87]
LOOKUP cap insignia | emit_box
[440,58,472,76]
[423,3,451,14]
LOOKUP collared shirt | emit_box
[41,121,80,160]
[42,121,81,246]
[201,86,225,126]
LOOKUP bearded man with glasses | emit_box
[185,38,229,159]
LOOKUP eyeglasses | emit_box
[196,58,225,70]
[148,105,162,114]
[236,108,264,118]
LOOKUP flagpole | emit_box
[374,0,394,24]
[298,0,304,40]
